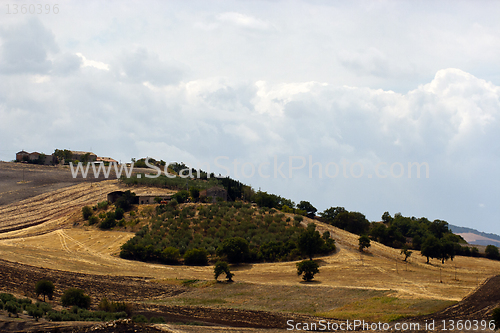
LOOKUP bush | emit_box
[184,248,208,266]
[296,260,319,282]
[61,288,91,309]
[0,300,3,310]
[5,301,19,317]
[88,215,99,225]
[35,279,55,302]
[82,206,93,220]
[0,293,16,304]
[98,298,133,317]
[150,316,165,323]
[358,235,371,252]
[214,261,234,282]
[99,212,116,230]
[96,201,109,210]
[26,304,44,321]
[132,314,149,323]
[115,207,125,220]
[161,247,180,264]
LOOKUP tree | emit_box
[172,190,189,204]
[214,261,234,282]
[189,187,200,202]
[35,279,54,302]
[115,190,136,211]
[297,201,317,218]
[61,288,91,309]
[400,246,412,262]
[297,223,324,260]
[82,206,93,220]
[485,245,500,260]
[320,206,346,221]
[381,211,393,224]
[358,235,371,252]
[332,212,370,235]
[216,237,249,264]
[183,248,208,266]
[296,260,319,281]
[420,235,441,263]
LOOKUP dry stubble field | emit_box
[1,162,500,332]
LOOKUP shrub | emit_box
[358,235,371,252]
[0,293,16,303]
[150,316,166,323]
[61,288,91,309]
[98,298,133,317]
[88,215,99,225]
[35,279,55,302]
[115,207,125,220]
[97,201,109,210]
[5,301,19,317]
[26,304,44,321]
[132,314,149,323]
[294,216,303,222]
[184,248,208,266]
[0,300,3,310]
[296,260,319,281]
[99,212,116,230]
[161,247,180,264]
[214,261,234,282]
[82,206,93,220]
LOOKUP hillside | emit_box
[0,168,500,331]
[449,224,500,247]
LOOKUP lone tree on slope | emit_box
[35,279,55,302]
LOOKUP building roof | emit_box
[96,156,118,163]
[70,150,97,156]
[16,150,29,154]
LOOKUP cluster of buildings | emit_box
[16,150,118,165]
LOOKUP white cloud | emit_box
[75,53,109,71]
[2,2,500,234]
[216,12,269,30]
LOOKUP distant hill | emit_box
[449,224,500,247]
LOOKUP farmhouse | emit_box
[16,151,55,165]
[107,191,172,205]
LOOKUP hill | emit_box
[1,164,500,331]
[449,224,500,247]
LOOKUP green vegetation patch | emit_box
[120,202,335,264]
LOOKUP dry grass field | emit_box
[0,162,500,331]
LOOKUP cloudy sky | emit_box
[1,1,500,234]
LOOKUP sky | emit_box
[1,0,500,234]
